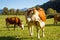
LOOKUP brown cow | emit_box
[5,17,24,30]
[25,7,46,39]
[54,14,60,25]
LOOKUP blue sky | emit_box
[0,0,49,9]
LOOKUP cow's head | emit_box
[19,21,24,30]
[26,8,40,22]
[26,8,34,22]
[26,8,40,23]
[20,24,24,30]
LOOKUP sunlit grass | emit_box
[0,15,60,40]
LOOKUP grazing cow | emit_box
[25,7,46,39]
[54,14,60,25]
[5,17,24,30]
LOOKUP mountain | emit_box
[34,0,60,13]
[21,8,28,11]
[0,9,3,13]
[41,1,60,12]
[50,0,60,1]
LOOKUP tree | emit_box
[20,10,25,15]
[46,8,57,15]
[46,8,57,18]
[3,7,9,15]
[9,8,15,15]
[15,9,20,15]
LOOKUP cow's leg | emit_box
[54,20,57,25]
[14,24,16,30]
[54,19,56,25]
[29,26,33,36]
[6,22,10,30]
[40,21,45,37]
[37,26,40,39]
[30,25,34,36]
[55,21,57,25]
[54,20,55,25]
[28,23,30,30]
[29,26,32,36]
[36,21,40,39]
[41,27,45,37]
[28,25,34,36]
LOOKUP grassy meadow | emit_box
[0,15,60,40]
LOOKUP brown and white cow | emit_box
[54,14,60,25]
[25,7,46,39]
[5,17,24,30]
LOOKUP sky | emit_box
[0,0,49,9]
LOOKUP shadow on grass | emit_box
[0,26,27,31]
[4,25,27,28]
[46,24,54,26]
[0,36,17,40]
[46,24,60,26]
[0,36,36,40]
[4,26,17,28]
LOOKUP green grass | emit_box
[0,15,60,40]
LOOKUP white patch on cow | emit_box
[31,14,40,21]
[31,10,40,21]
[39,21,45,28]
[27,18,31,22]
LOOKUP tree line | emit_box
[1,7,25,15]
[0,7,58,19]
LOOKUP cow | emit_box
[54,14,60,25]
[5,17,24,30]
[25,7,46,39]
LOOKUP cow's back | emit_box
[6,17,21,24]
[54,14,60,21]
[37,8,46,22]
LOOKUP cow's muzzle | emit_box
[21,24,24,30]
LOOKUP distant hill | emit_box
[41,1,60,12]
[50,0,60,1]
[21,8,28,11]
[0,9,3,13]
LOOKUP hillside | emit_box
[41,1,60,12]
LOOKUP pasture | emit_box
[0,15,60,40]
